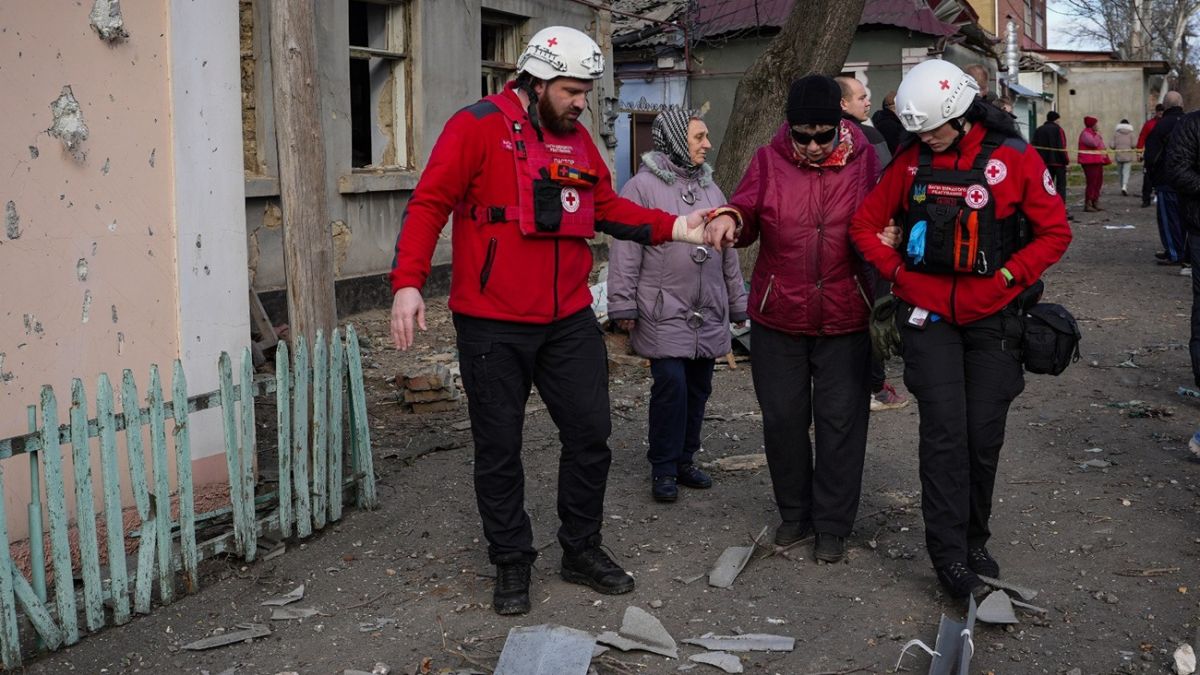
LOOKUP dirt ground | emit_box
[26,176,1200,674]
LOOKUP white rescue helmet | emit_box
[895,60,980,133]
[517,26,605,81]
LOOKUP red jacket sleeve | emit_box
[1137,120,1155,149]
[849,147,914,282]
[389,111,483,293]
[1001,147,1072,286]
[727,149,765,247]
[590,140,677,244]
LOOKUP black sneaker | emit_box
[492,562,531,615]
[773,520,812,547]
[561,546,635,595]
[967,546,1000,578]
[814,533,846,563]
[677,463,713,489]
[652,475,678,503]
[935,561,988,600]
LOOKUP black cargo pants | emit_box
[454,307,612,565]
[896,302,1025,568]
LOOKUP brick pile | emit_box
[399,364,460,413]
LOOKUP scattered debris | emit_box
[358,618,397,632]
[976,590,1019,624]
[1115,566,1180,578]
[5,201,20,240]
[1011,598,1049,615]
[89,0,130,41]
[48,86,89,162]
[1079,458,1112,469]
[270,607,320,621]
[1103,224,1135,229]
[977,575,1037,601]
[704,454,768,472]
[1174,644,1196,675]
[595,606,678,659]
[494,624,594,675]
[708,545,754,589]
[261,584,305,607]
[681,633,794,653]
[896,595,976,675]
[182,624,271,651]
[1108,400,1173,418]
[399,364,460,413]
[689,651,743,673]
[674,572,705,585]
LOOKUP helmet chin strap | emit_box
[946,117,968,150]
[519,79,545,142]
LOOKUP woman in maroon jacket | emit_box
[705,75,879,563]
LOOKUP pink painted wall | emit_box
[0,3,180,539]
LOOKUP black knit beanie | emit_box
[787,75,842,127]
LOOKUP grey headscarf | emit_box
[651,107,703,178]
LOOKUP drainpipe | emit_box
[1006,17,1019,82]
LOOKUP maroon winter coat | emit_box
[726,121,878,335]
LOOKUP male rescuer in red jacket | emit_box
[389,26,708,616]
[844,60,1071,600]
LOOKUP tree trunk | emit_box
[711,1,867,278]
[270,0,337,344]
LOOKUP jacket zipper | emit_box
[814,169,824,331]
[553,239,560,320]
[479,237,497,293]
[759,274,774,313]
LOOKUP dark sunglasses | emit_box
[790,127,838,145]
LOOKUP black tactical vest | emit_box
[900,130,1031,276]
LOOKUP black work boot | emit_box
[492,561,531,615]
[814,532,846,563]
[935,561,988,600]
[967,546,1000,578]
[677,463,713,489]
[773,520,812,547]
[561,545,635,595]
[652,475,678,503]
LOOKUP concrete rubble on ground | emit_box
[261,584,305,606]
[398,364,460,413]
[1176,644,1197,675]
[976,590,1019,624]
[707,545,754,588]
[978,574,1038,601]
[494,624,595,675]
[269,607,320,621]
[182,624,272,650]
[689,650,744,673]
[595,606,679,658]
[681,633,795,652]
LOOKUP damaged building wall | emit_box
[241,0,596,304]
[0,1,248,539]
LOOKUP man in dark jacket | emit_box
[1138,104,1164,207]
[1165,104,1200,390]
[1032,111,1069,204]
[838,76,891,167]
[1146,92,1186,264]
[872,90,905,153]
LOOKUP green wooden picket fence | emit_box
[0,326,376,668]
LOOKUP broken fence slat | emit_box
[327,329,345,523]
[217,353,246,558]
[172,361,199,592]
[40,386,79,645]
[148,366,176,605]
[239,349,258,560]
[97,374,131,624]
[0,462,25,667]
[11,569,63,651]
[122,370,158,616]
[345,325,376,509]
[292,337,313,538]
[312,330,328,531]
[70,379,105,633]
[275,341,293,538]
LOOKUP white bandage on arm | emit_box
[671,215,705,244]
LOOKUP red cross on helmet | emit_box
[895,60,980,133]
[518,26,605,81]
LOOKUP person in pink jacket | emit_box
[702,75,879,563]
[1078,115,1111,211]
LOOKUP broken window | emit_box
[481,11,524,96]
[349,0,412,169]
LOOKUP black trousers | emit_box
[1049,166,1067,205]
[647,357,715,478]
[750,324,870,537]
[896,303,1024,568]
[1189,235,1200,388]
[454,308,612,564]
[1142,166,1155,206]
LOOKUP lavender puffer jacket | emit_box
[607,152,749,359]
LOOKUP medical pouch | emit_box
[532,168,563,233]
[1021,302,1081,375]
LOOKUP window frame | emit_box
[481,10,524,97]
[348,0,414,171]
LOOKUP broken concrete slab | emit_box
[976,590,1019,624]
[689,651,743,673]
[182,624,271,650]
[270,607,320,621]
[708,546,754,589]
[595,606,678,658]
[48,86,89,162]
[493,624,594,675]
[89,0,129,41]
[681,633,794,652]
[261,584,305,606]
[977,574,1038,601]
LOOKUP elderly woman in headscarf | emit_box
[607,108,748,504]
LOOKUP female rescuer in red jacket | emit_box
[847,60,1072,601]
